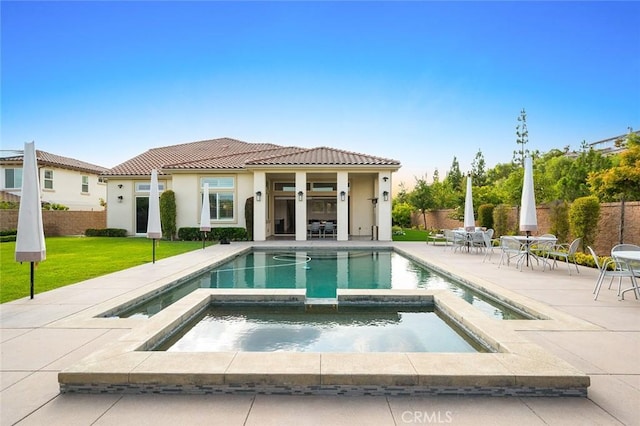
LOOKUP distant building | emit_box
[0,149,108,211]
[565,130,639,158]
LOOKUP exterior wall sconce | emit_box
[370,197,378,205]
[298,191,304,201]
[117,184,123,189]
[340,190,346,201]
[255,191,262,201]
[382,176,389,182]
[383,191,389,201]
[117,195,123,202]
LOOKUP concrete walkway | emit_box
[1,241,638,425]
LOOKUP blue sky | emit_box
[2,1,639,187]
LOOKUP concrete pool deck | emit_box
[2,240,639,425]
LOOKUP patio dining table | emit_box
[612,251,640,300]
[512,235,557,269]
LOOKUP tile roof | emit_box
[245,146,400,167]
[103,137,401,176]
[0,150,108,174]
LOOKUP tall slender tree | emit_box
[471,149,487,186]
[513,108,529,166]
[445,156,463,192]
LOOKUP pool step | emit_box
[304,298,338,312]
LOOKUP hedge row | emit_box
[85,228,128,237]
[177,227,248,241]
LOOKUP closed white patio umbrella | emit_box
[464,173,475,232]
[519,156,538,236]
[199,183,211,249]
[147,169,162,263]
[15,141,46,299]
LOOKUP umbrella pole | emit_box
[525,230,531,267]
[152,239,156,264]
[202,232,206,249]
[30,262,35,299]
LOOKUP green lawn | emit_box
[0,237,204,303]
[391,228,430,242]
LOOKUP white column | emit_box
[253,171,267,241]
[337,171,349,241]
[295,171,307,241]
[378,172,392,241]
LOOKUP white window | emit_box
[135,181,166,192]
[201,177,235,221]
[4,168,23,189]
[81,175,89,193]
[44,169,54,189]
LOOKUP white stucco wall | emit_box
[0,165,106,211]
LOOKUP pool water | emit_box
[155,305,485,353]
[116,250,527,320]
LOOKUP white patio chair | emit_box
[611,244,640,300]
[543,237,581,275]
[498,236,526,270]
[589,246,638,300]
[481,229,498,262]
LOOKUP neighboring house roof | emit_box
[0,150,108,174]
[104,137,401,176]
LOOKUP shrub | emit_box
[548,200,570,243]
[0,201,19,209]
[0,229,17,236]
[569,196,600,251]
[85,228,128,237]
[478,203,494,230]
[392,202,413,228]
[245,197,254,241]
[160,190,177,240]
[177,227,248,242]
[492,204,511,237]
[42,202,69,211]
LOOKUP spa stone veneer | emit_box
[57,289,590,397]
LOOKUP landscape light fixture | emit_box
[298,191,304,201]
[256,191,262,202]
[340,191,346,201]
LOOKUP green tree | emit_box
[445,156,463,192]
[557,142,611,201]
[588,132,640,202]
[430,169,459,209]
[409,176,433,229]
[471,149,487,186]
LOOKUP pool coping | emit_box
[58,289,590,396]
[54,244,598,397]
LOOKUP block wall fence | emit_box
[0,210,106,237]
[412,201,640,256]
[1,203,637,255]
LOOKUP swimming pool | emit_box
[114,249,528,320]
[154,305,487,353]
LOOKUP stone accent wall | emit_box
[0,210,106,236]
[413,201,640,255]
